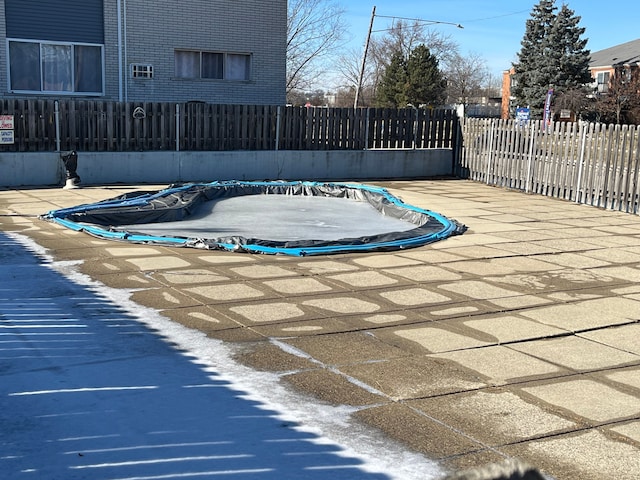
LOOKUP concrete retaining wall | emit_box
[1,149,453,187]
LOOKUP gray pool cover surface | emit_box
[122,195,417,241]
[41,181,465,256]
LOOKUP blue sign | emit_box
[516,107,530,124]
[516,107,531,126]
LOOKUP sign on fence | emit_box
[0,114,14,144]
[516,107,530,125]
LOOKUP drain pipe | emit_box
[117,0,123,101]
[54,100,61,152]
[275,105,281,151]
[175,103,180,151]
[123,0,129,102]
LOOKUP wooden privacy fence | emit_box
[0,99,458,152]
[459,118,640,215]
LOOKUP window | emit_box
[75,45,102,92]
[175,51,200,78]
[42,44,72,91]
[131,64,154,79]
[175,50,250,81]
[8,39,103,94]
[226,54,250,80]
[202,52,223,79]
[596,71,610,93]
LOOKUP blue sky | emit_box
[339,0,640,81]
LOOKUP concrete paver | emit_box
[605,368,640,390]
[394,325,492,352]
[462,315,566,342]
[409,390,578,445]
[431,346,567,385]
[578,324,640,354]
[519,297,640,331]
[610,421,640,442]
[329,270,400,287]
[1,178,639,480]
[522,379,640,423]
[502,431,640,480]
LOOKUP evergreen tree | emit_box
[513,0,590,118]
[548,5,592,92]
[375,45,446,108]
[406,45,446,107]
[513,0,557,117]
[375,51,407,107]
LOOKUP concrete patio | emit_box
[1,178,639,479]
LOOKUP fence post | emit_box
[364,107,370,150]
[54,100,61,152]
[411,106,418,149]
[525,121,537,193]
[175,103,180,152]
[574,122,588,203]
[452,114,462,176]
[486,119,495,184]
[275,105,281,151]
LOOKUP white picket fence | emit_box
[458,118,640,215]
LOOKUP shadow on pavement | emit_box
[0,231,392,480]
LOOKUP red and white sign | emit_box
[0,115,14,130]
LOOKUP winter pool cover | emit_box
[42,181,465,256]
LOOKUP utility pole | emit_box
[354,6,376,108]
[353,7,462,109]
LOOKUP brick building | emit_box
[0,0,286,104]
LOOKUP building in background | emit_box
[589,38,640,96]
[501,38,640,119]
[0,0,286,104]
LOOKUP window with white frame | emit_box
[8,39,103,94]
[596,71,610,93]
[174,50,251,81]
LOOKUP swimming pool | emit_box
[41,181,465,256]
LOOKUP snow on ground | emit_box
[0,231,443,480]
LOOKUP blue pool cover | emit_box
[41,181,466,256]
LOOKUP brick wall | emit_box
[113,0,286,104]
[0,0,286,104]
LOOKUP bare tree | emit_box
[444,52,489,106]
[287,0,346,99]
[336,46,379,105]
[553,85,592,120]
[335,46,363,87]
[595,66,640,124]
[371,20,459,68]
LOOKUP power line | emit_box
[460,9,530,24]
[374,14,463,29]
